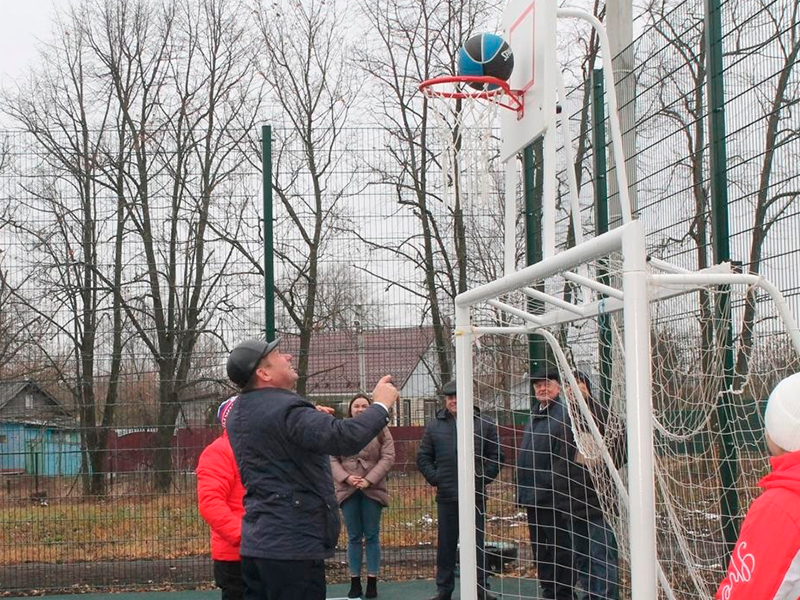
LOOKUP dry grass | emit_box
[0,457,767,573]
[0,495,208,564]
[0,473,442,565]
[0,472,527,566]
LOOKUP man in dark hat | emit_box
[516,364,577,600]
[417,379,503,600]
[224,338,399,600]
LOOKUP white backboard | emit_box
[500,0,558,161]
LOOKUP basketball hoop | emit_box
[419,76,524,118]
[418,75,522,210]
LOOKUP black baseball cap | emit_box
[227,338,281,388]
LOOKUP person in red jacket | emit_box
[716,372,800,600]
[197,397,246,600]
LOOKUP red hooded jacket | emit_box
[196,430,246,561]
[716,449,800,600]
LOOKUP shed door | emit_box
[25,440,44,475]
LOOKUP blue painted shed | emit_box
[0,381,80,477]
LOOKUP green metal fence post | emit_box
[262,125,276,342]
[705,0,739,554]
[592,70,613,409]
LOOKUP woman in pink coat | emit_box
[331,393,396,599]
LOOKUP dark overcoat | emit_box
[416,407,503,503]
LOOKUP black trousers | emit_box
[214,560,244,600]
[241,556,326,600]
[526,506,577,600]
[436,499,488,596]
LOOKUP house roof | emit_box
[279,326,438,395]
[0,380,75,421]
[0,381,28,409]
[0,416,79,430]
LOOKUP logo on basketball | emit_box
[457,33,515,90]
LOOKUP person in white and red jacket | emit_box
[716,372,800,600]
[197,397,246,600]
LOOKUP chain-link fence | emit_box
[0,0,798,593]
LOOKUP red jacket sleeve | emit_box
[196,441,241,548]
[716,491,800,600]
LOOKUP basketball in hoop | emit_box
[419,76,524,119]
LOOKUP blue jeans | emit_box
[570,515,619,600]
[340,491,384,576]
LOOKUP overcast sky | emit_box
[0,0,56,90]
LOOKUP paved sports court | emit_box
[5,577,541,599]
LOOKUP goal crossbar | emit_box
[467,267,800,355]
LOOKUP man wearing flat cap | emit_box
[224,338,399,600]
[417,379,503,600]
[516,365,577,600]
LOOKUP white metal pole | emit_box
[606,0,638,223]
[557,8,633,224]
[621,220,658,598]
[556,70,585,248]
[563,270,625,299]
[455,305,477,600]
[651,273,800,356]
[456,222,632,308]
[542,122,558,260]
[504,159,517,276]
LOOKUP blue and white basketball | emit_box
[457,33,514,90]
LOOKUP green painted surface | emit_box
[6,577,539,600]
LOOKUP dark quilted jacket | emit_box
[227,387,390,560]
[416,407,503,503]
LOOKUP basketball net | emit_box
[420,78,515,210]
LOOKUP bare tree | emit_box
[637,0,717,383]
[641,0,800,382]
[727,0,800,380]
[234,0,359,396]
[355,0,497,386]
[0,261,39,376]
[0,138,39,375]
[79,0,263,492]
[0,4,129,496]
[312,264,384,332]
[639,0,711,267]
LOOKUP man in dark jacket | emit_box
[563,372,620,600]
[417,380,503,600]
[516,366,576,600]
[225,338,399,600]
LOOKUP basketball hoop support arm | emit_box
[557,8,633,224]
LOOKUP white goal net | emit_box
[453,224,800,600]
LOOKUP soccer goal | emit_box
[451,222,800,599]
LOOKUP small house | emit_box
[0,380,80,476]
[281,326,445,425]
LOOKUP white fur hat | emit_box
[765,372,800,453]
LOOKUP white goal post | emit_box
[453,219,800,600]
